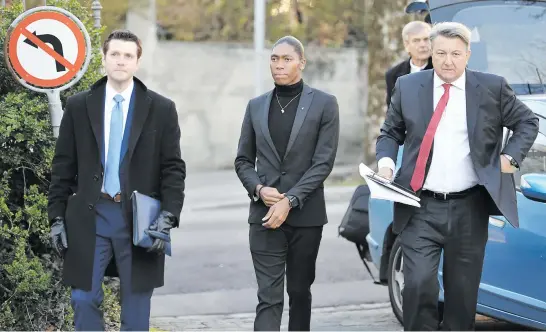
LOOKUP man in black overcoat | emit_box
[48,30,185,330]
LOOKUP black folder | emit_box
[131,191,172,256]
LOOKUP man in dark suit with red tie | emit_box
[376,22,538,331]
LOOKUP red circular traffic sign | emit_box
[5,9,89,90]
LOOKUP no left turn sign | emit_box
[4,6,91,92]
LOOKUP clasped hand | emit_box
[258,186,291,229]
[259,186,285,207]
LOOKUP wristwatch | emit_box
[286,195,299,209]
[503,154,519,169]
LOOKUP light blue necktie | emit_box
[104,94,124,197]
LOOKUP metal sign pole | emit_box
[91,1,102,29]
[254,0,265,97]
[46,90,62,137]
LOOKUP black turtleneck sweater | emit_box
[268,79,304,158]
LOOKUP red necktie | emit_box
[410,83,451,192]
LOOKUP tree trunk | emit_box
[363,0,418,165]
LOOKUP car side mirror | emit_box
[520,173,546,203]
[405,0,429,14]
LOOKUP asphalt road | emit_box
[149,170,532,330]
[151,198,386,317]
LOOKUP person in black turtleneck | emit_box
[269,79,303,159]
[235,36,340,331]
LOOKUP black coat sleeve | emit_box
[48,96,78,225]
[385,68,395,107]
[159,101,186,226]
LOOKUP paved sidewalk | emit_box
[150,304,516,331]
[151,302,402,331]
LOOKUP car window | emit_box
[432,1,546,95]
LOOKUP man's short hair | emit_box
[402,21,431,41]
[273,36,305,59]
[102,29,143,59]
[430,22,472,50]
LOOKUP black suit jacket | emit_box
[376,69,539,234]
[48,76,186,292]
[235,84,340,227]
[385,57,433,106]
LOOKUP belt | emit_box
[421,185,481,201]
[101,192,122,203]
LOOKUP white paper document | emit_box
[358,163,421,207]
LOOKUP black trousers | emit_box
[400,186,490,331]
[249,223,323,331]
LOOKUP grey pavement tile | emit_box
[151,302,403,331]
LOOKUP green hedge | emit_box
[0,0,120,329]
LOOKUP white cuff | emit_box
[378,157,395,172]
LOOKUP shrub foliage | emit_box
[0,0,120,329]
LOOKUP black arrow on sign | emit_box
[23,31,66,72]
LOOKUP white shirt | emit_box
[102,80,134,192]
[409,59,428,73]
[379,70,479,193]
[423,71,479,192]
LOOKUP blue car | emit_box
[366,0,546,329]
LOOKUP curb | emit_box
[151,301,391,320]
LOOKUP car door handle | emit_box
[488,217,505,228]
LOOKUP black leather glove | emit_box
[50,217,68,256]
[146,210,176,254]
